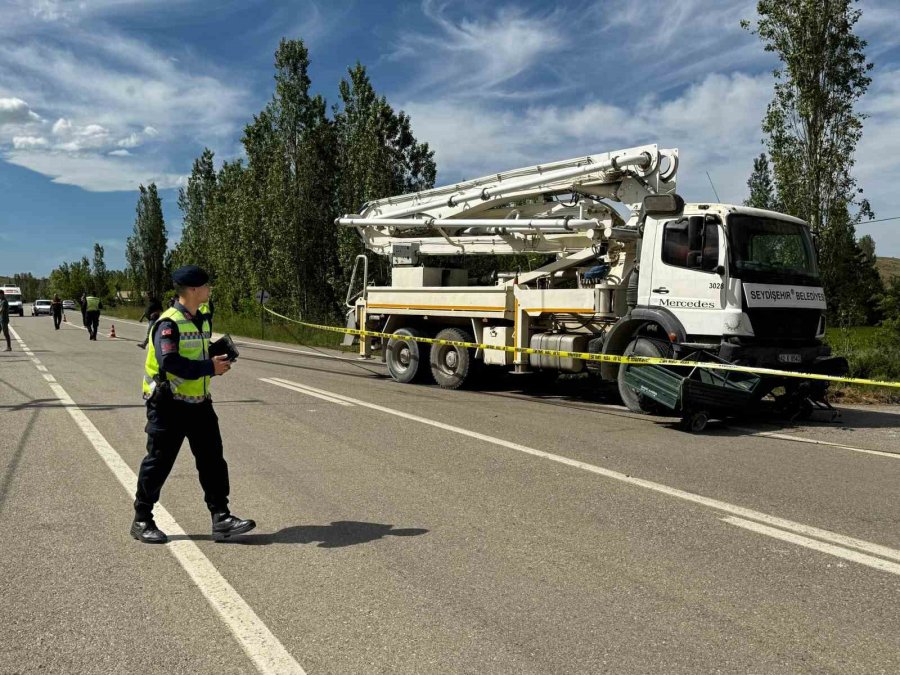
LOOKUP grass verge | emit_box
[105,305,349,352]
[824,325,900,404]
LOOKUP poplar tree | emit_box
[334,63,437,290]
[91,243,108,298]
[127,183,168,301]
[175,148,217,272]
[743,0,882,322]
[744,153,779,210]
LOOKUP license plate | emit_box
[778,353,802,364]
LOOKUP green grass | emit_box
[105,304,350,351]
[824,325,880,353]
[824,324,900,403]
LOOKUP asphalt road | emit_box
[2,313,899,674]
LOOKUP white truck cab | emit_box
[638,204,827,364]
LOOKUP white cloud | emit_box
[51,117,71,135]
[108,148,130,156]
[5,149,185,191]
[0,97,41,124]
[117,132,141,148]
[0,3,248,192]
[392,1,568,99]
[12,135,49,149]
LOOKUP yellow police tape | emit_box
[262,306,900,389]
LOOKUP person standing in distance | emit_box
[79,292,88,329]
[136,297,164,349]
[131,265,255,543]
[51,294,63,330]
[0,289,11,351]
[84,293,102,340]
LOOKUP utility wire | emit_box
[861,215,900,225]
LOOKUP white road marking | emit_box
[9,326,306,675]
[723,516,900,577]
[732,427,900,460]
[262,378,354,406]
[264,378,900,571]
[35,364,47,372]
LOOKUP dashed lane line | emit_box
[9,326,306,675]
[262,377,900,576]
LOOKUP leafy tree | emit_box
[857,234,875,262]
[127,183,169,302]
[743,0,883,322]
[334,63,437,290]
[91,242,108,298]
[744,153,779,210]
[270,38,340,320]
[174,148,217,271]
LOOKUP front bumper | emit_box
[717,341,846,374]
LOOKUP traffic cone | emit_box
[108,324,117,338]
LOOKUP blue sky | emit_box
[2,0,900,277]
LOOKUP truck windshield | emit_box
[6,294,21,302]
[728,214,819,281]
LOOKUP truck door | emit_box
[647,215,725,336]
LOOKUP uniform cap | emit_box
[172,265,209,287]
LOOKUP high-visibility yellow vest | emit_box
[142,307,212,403]
[85,296,100,311]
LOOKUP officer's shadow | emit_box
[179,521,428,547]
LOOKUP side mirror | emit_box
[642,193,685,216]
[715,265,725,276]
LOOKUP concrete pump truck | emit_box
[336,144,847,424]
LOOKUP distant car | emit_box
[63,299,77,310]
[32,299,52,316]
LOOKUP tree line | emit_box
[122,39,435,324]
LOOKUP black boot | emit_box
[212,512,256,540]
[131,518,168,544]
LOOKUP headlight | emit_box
[816,313,826,338]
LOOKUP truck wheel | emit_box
[386,328,430,384]
[617,336,669,414]
[430,327,474,390]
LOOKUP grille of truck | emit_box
[746,308,821,341]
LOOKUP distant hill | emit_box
[876,256,900,282]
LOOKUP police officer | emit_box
[131,265,255,544]
[84,293,101,340]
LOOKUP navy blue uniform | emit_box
[134,303,228,521]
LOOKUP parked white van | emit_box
[0,286,24,316]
